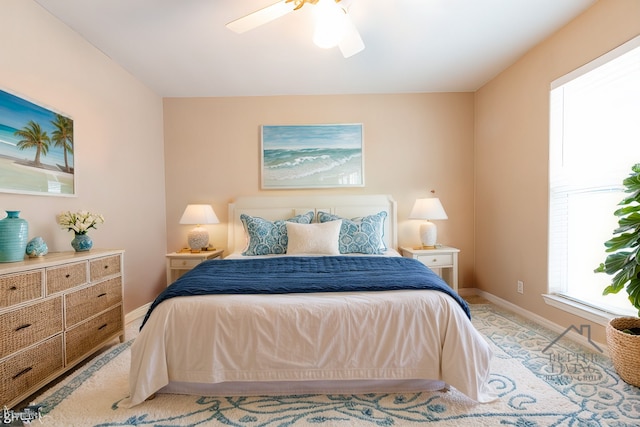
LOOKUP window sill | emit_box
[542,294,621,326]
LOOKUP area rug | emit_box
[27,303,640,426]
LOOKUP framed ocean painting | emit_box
[0,88,75,196]
[261,124,364,189]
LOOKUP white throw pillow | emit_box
[285,220,342,255]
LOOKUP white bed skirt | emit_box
[160,379,449,397]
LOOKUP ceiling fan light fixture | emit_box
[312,0,347,49]
[338,14,364,58]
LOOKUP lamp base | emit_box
[187,226,209,250]
[419,221,438,248]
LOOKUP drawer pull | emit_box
[12,367,33,380]
[98,323,108,330]
[103,265,109,270]
[15,323,32,331]
[9,286,17,290]
[97,292,107,298]
[65,274,71,278]
[433,258,437,262]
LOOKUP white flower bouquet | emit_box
[57,210,105,235]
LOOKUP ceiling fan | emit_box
[226,0,365,58]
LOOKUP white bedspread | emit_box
[123,289,496,407]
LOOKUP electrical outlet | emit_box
[517,280,524,294]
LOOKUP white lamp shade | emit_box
[409,198,448,220]
[179,204,219,225]
[409,198,448,248]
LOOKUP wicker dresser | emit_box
[0,249,124,409]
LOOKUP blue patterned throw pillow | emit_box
[317,211,387,254]
[241,211,314,255]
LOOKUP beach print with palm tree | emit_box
[0,89,74,195]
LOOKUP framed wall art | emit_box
[0,88,75,196]
[261,123,364,189]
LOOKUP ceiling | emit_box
[34,0,596,98]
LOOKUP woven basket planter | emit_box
[606,317,640,387]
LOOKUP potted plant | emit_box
[595,163,640,387]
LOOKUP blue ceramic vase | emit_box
[71,233,93,252]
[0,211,29,262]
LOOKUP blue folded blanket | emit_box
[141,256,470,329]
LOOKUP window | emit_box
[548,35,640,318]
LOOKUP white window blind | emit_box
[548,34,640,316]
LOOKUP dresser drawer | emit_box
[65,305,123,364]
[417,253,453,268]
[90,254,121,281]
[170,258,203,269]
[0,297,63,359]
[46,262,87,294]
[0,270,43,308]
[0,335,63,405]
[0,250,124,409]
[65,277,122,327]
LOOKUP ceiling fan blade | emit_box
[226,1,296,34]
[338,13,364,58]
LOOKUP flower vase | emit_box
[71,233,93,252]
[0,211,29,262]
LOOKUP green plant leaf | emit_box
[626,277,640,312]
[620,192,640,206]
[614,204,640,217]
[610,268,632,292]
[604,233,640,251]
[617,212,640,226]
[613,223,640,235]
[600,252,632,274]
[622,174,640,191]
[603,284,623,295]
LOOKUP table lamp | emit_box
[179,204,219,251]
[409,198,448,249]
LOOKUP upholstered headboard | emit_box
[227,194,397,254]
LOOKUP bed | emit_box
[123,195,496,407]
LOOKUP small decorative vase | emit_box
[26,236,48,258]
[0,210,29,263]
[71,233,93,252]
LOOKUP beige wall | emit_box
[0,1,168,314]
[163,94,476,285]
[475,0,640,342]
[8,0,630,325]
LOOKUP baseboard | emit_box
[125,303,150,325]
[457,288,476,298]
[462,288,609,355]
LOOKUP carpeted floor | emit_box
[20,301,640,426]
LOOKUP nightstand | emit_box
[165,249,224,285]
[400,246,460,291]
